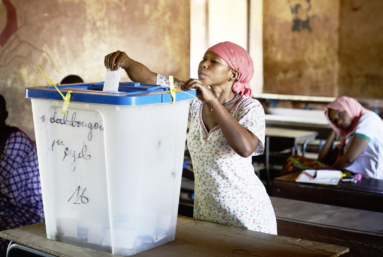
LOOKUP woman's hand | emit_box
[182,79,216,104]
[103,50,157,84]
[318,130,337,164]
[104,51,132,71]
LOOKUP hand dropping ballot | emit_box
[295,170,342,185]
[103,68,121,92]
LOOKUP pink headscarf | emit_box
[325,96,369,136]
[208,41,254,98]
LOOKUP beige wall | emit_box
[190,0,249,79]
[190,0,208,79]
[249,0,263,94]
[0,0,190,140]
[190,0,264,96]
[263,0,383,99]
[208,0,248,49]
[263,0,340,97]
[338,0,383,98]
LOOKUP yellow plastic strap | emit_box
[35,65,72,114]
[61,91,72,114]
[169,75,196,104]
[169,76,176,104]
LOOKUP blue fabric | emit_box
[0,129,44,256]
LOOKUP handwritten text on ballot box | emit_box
[26,82,196,256]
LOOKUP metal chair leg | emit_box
[301,140,309,157]
[7,241,55,257]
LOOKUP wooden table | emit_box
[358,98,383,115]
[265,127,319,153]
[265,115,331,140]
[264,128,318,187]
[271,197,383,257]
[272,171,383,212]
[0,216,349,257]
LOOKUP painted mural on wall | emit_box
[0,0,44,68]
[0,0,190,140]
[263,0,339,97]
[1,0,17,46]
[288,0,315,32]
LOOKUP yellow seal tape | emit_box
[169,75,176,104]
[169,75,196,104]
[35,65,72,114]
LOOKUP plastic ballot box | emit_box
[25,82,195,256]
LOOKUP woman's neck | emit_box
[210,83,236,105]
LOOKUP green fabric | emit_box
[355,133,371,142]
[286,156,327,170]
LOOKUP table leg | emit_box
[266,136,271,190]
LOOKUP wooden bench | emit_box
[271,197,383,257]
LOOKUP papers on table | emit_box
[296,170,342,185]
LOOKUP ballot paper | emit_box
[295,170,342,185]
[103,68,121,92]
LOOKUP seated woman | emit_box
[0,95,44,256]
[281,96,383,180]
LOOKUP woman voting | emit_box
[105,41,277,235]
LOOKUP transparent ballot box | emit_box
[25,82,195,255]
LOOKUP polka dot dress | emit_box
[157,74,277,234]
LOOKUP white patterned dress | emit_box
[157,74,277,234]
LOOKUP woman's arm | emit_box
[1,133,32,203]
[182,79,258,157]
[104,51,157,84]
[209,98,259,157]
[331,136,369,170]
[318,130,337,163]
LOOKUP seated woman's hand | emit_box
[182,79,216,104]
[104,51,132,71]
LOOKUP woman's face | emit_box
[328,109,353,131]
[198,51,232,87]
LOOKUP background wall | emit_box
[249,0,264,94]
[0,0,190,140]
[208,0,248,50]
[190,0,208,79]
[262,0,383,100]
[190,0,249,79]
[190,0,264,96]
[263,0,340,97]
[338,0,383,98]
[2,0,383,139]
